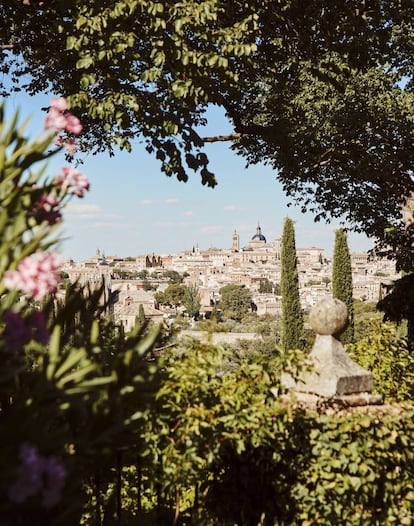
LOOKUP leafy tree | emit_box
[163,270,185,285]
[258,278,273,294]
[280,218,303,350]
[2,2,414,262]
[183,283,201,320]
[137,269,149,280]
[332,228,354,343]
[136,303,146,329]
[377,273,414,349]
[141,278,155,291]
[154,283,186,313]
[218,284,253,322]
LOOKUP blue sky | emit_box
[4,90,372,262]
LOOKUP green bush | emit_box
[347,322,414,402]
[3,101,414,526]
[143,335,414,525]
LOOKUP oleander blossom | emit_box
[45,97,82,135]
[55,166,90,197]
[3,311,31,350]
[8,444,43,503]
[4,310,51,350]
[8,443,66,508]
[33,193,62,225]
[29,311,50,344]
[41,456,67,508]
[3,252,61,301]
[55,136,77,158]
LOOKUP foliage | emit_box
[258,278,273,293]
[154,283,187,312]
[146,338,306,525]
[353,299,382,342]
[0,103,164,525]
[258,278,280,295]
[136,303,146,329]
[4,102,414,526]
[280,217,304,351]
[218,284,253,322]
[2,2,414,262]
[347,322,414,402]
[332,228,355,343]
[143,335,414,525]
[377,273,414,348]
[183,283,201,320]
[293,408,414,526]
[137,269,149,279]
[162,270,186,285]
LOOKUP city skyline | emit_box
[5,90,372,262]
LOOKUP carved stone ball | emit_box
[309,297,348,336]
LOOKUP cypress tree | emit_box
[332,228,355,343]
[136,303,146,328]
[281,217,304,350]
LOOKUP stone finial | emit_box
[308,297,348,335]
[283,297,378,401]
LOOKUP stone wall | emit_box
[179,330,258,346]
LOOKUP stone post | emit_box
[282,297,382,405]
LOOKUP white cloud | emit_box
[66,203,123,221]
[139,198,179,205]
[237,223,256,233]
[182,210,194,217]
[92,222,137,229]
[153,221,187,228]
[200,225,226,234]
[67,203,102,214]
[66,203,103,219]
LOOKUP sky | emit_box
[4,89,373,262]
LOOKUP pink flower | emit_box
[50,97,68,112]
[64,114,83,135]
[3,252,61,301]
[4,311,31,350]
[33,193,62,225]
[55,136,77,157]
[8,443,66,508]
[8,444,43,503]
[42,456,67,508]
[4,310,50,350]
[44,106,67,131]
[29,311,50,344]
[45,97,82,135]
[55,166,90,197]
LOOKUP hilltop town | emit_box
[61,225,399,329]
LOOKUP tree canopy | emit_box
[154,283,186,311]
[2,0,414,263]
[218,284,253,321]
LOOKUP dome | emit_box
[251,224,266,243]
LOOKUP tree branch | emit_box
[202,133,242,143]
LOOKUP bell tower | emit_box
[232,229,240,252]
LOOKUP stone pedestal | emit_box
[282,297,380,403]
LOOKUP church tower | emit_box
[232,230,240,252]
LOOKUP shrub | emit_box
[0,101,163,525]
[347,322,414,402]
